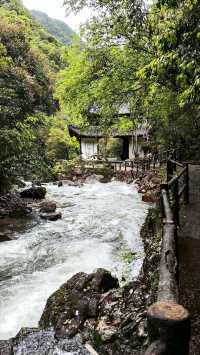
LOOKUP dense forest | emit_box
[30,10,75,45]
[0,0,78,193]
[0,0,200,192]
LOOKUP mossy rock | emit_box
[39,269,119,331]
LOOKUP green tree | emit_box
[0,0,66,191]
[46,116,79,161]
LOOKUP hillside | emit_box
[0,0,67,188]
[30,10,75,45]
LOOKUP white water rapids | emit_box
[0,181,149,340]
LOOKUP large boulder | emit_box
[0,193,32,218]
[39,269,119,334]
[39,201,57,213]
[20,186,46,200]
[39,269,149,354]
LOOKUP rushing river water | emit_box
[0,181,148,340]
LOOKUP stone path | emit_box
[178,165,200,355]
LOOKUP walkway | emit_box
[178,165,200,354]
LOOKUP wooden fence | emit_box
[82,149,177,178]
[145,159,190,355]
[111,149,177,175]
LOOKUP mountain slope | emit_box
[30,10,75,45]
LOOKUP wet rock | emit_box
[151,176,161,185]
[138,186,146,194]
[0,233,14,242]
[39,200,57,213]
[20,186,46,200]
[131,288,146,308]
[13,328,90,355]
[62,180,82,187]
[142,192,156,203]
[96,318,118,342]
[120,320,137,337]
[58,181,63,187]
[39,212,62,221]
[39,269,119,333]
[0,340,13,355]
[74,167,82,176]
[99,177,111,183]
[16,180,26,188]
[91,268,119,292]
[57,317,81,338]
[0,193,32,218]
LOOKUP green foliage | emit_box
[52,158,78,176]
[122,249,136,264]
[89,329,103,350]
[55,37,148,129]
[30,10,75,46]
[62,0,200,159]
[46,116,79,161]
[146,0,200,106]
[99,138,122,158]
[0,0,67,188]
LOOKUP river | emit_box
[0,181,148,340]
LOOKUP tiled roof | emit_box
[68,125,149,138]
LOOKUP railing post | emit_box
[160,183,169,220]
[146,302,190,355]
[167,160,174,182]
[185,163,189,204]
[174,179,180,227]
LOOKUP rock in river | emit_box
[20,186,46,200]
[0,233,14,242]
[0,193,32,218]
[142,192,156,203]
[39,200,57,213]
[39,211,62,221]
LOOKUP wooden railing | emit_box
[145,159,190,355]
[75,149,179,182]
[81,149,177,177]
[111,149,177,176]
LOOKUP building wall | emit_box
[129,137,145,159]
[81,138,98,159]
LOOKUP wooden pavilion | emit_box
[68,124,149,160]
